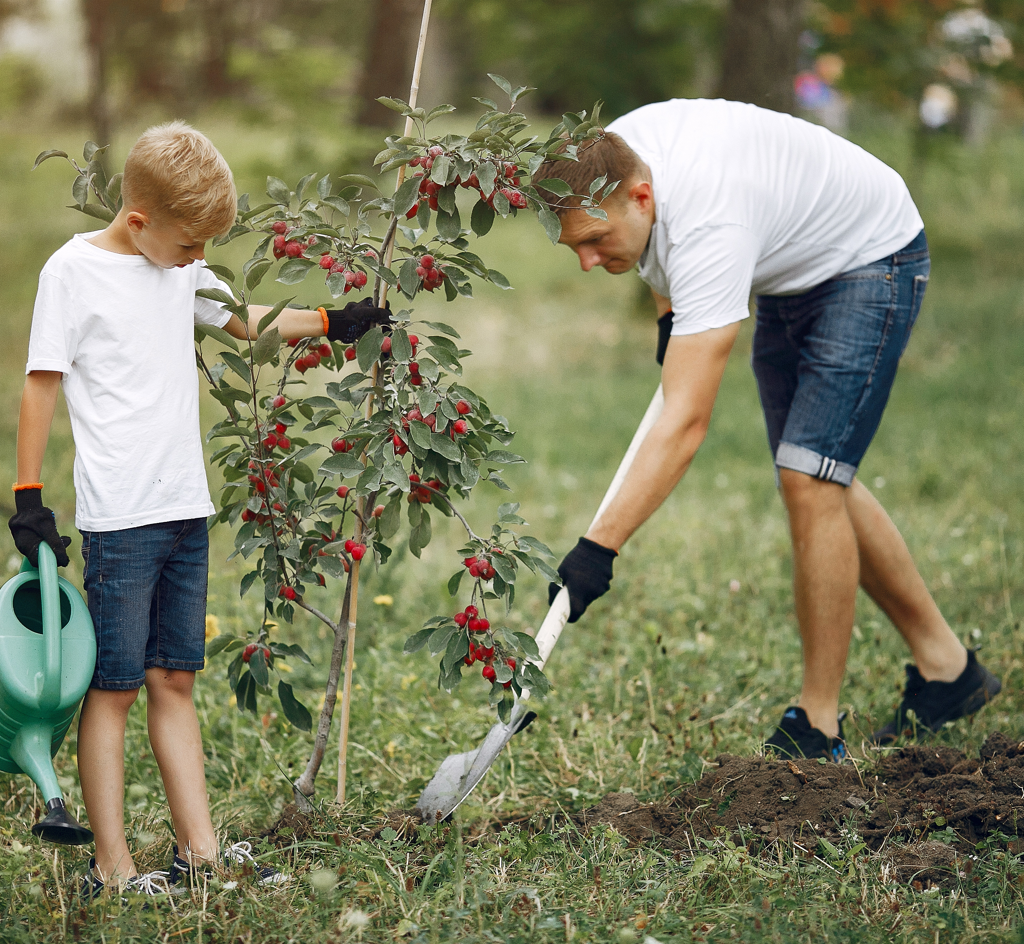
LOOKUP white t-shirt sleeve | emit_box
[27,270,78,375]
[194,265,235,328]
[667,224,758,336]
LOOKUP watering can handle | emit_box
[36,543,62,711]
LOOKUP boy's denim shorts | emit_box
[80,518,209,690]
[751,229,930,487]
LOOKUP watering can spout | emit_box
[32,798,93,846]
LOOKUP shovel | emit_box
[416,385,666,822]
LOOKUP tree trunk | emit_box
[716,0,805,115]
[202,0,235,98]
[81,0,112,148]
[355,0,421,127]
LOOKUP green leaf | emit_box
[586,208,609,221]
[427,625,455,656]
[357,326,384,372]
[278,681,313,731]
[488,73,513,97]
[256,297,291,335]
[33,148,68,170]
[319,452,365,477]
[379,496,402,539]
[271,642,313,664]
[538,207,562,244]
[441,632,470,674]
[295,171,317,203]
[245,259,272,292]
[485,450,525,464]
[205,634,239,658]
[248,647,270,687]
[391,327,413,363]
[377,96,412,114]
[487,269,512,290]
[83,141,107,162]
[430,431,461,462]
[252,327,281,366]
[404,627,434,654]
[447,568,465,597]
[422,321,461,339]
[196,287,239,307]
[470,200,494,237]
[477,162,497,197]
[514,632,541,661]
[267,176,291,205]
[76,202,115,223]
[195,323,240,352]
[335,174,380,191]
[517,535,554,558]
[317,174,332,200]
[219,349,251,381]
[408,420,432,450]
[537,178,573,198]
[393,176,420,217]
[492,553,516,584]
[436,207,461,242]
[276,257,317,285]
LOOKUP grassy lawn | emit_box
[0,110,1022,942]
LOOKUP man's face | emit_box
[127,212,208,269]
[556,179,655,274]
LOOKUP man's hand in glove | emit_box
[322,298,392,344]
[548,537,617,623]
[8,486,72,567]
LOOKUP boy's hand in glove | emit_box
[548,537,617,623]
[323,298,392,343]
[8,487,72,567]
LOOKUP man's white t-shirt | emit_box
[606,99,925,336]
[27,233,233,531]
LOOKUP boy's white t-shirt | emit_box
[27,233,233,531]
[606,99,925,336]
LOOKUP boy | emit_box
[9,121,387,895]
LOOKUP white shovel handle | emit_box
[532,384,665,672]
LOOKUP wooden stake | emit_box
[336,0,434,806]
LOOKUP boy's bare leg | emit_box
[144,668,218,864]
[779,469,858,738]
[845,479,967,681]
[78,687,140,883]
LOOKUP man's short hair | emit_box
[121,121,237,240]
[532,132,647,216]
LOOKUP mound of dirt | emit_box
[576,732,1024,854]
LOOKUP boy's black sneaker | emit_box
[79,858,176,901]
[169,842,290,888]
[870,649,1001,745]
[764,706,848,762]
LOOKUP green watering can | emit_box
[0,542,95,844]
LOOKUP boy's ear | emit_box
[125,210,150,233]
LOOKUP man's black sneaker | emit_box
[764,706,848,761]
[80,858,176,901]
[168,845,215,888]
[870,649,1001,745]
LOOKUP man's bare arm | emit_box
[221,305,323,342]
[585,321,740,551]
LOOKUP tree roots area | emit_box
[268,732,1024,890]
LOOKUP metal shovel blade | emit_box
[416,704,536,823]
[414,386,666,823]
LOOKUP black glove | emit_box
[324,298,392,343]
[656,310,673,366]
[9,487,72,567]
[548,536,617,623]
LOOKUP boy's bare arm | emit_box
[17,370,62,484]
[220,300,391,344]
[221,305,321,342]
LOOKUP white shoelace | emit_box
[125,870,172,895]
[223,841,256,865]
[224,841,290,885]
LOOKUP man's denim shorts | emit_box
[751,229,930,487]
[80,518,209,690]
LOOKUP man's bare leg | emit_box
[779,469,858,738]
[78,687,140,883]
[845,479,967,681]
[145,668,218,865]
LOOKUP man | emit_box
[535,98,1000,760]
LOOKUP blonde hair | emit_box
[121,121,237,239]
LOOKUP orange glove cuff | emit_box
[317,307,329,337]
[12,483,43,492]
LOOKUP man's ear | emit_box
[629,179,654,214]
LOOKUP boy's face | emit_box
[126,211,207,269]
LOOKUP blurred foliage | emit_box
[437,0,725,118]
[811,0,1024,111]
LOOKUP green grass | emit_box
[0,110,1023,942]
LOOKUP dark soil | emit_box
[573,732,1024,884]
